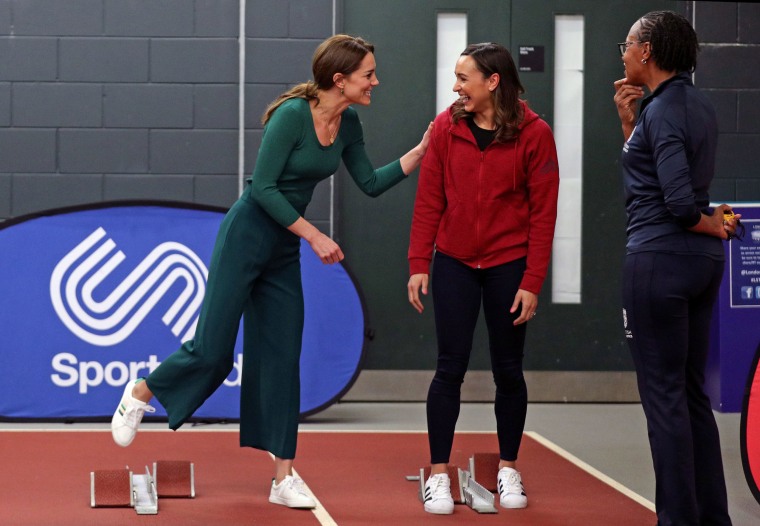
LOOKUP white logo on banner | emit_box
[50,227,208,346]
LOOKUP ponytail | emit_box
[261,34,375,125]
[262,81,320,125]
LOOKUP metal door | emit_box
[340,0,675,372]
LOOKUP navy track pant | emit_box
[623,251,731,526]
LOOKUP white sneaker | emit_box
[269,475,316,509]
[423,473,455,514]
[497,467,528,508]
[111,379,155,447]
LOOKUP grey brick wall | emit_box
[693,2,760,201]
[1,0,756,223]
[0,0,333,222]
[245,0,333,232]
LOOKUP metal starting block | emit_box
[469,452,500,492]
[406,467,497,513]
[132,466,158,515]
[90,460,194,515]
[90,466,157,514]
[458,468,498,514]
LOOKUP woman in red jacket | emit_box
[407,42,559,515]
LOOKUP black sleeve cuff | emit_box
[676,210,702,228]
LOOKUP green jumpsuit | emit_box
[145,98,405,459]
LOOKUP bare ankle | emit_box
[131,380,153,403]
[430,464,448,476]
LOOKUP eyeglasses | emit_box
[617,41,644,57]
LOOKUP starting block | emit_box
[458,468,498,514]
[410,466,463,503]
[90,466,157,514]
[90,469,133,508]
[469,452,500,492]
[132,466,159,515]
[407,465,497,513]
[90,460,194,515]
[154,460,195,498]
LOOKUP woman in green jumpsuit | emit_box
[110,34,432,509]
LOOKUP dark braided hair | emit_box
[636,11,699,73]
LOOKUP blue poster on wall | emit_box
[708,203,760,412]
[0,202,366,420]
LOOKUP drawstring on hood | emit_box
[408,99,559,295]
[444,101,537,192]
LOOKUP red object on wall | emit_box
[741,341,760,505]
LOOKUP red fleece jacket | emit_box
[408,102,559,294]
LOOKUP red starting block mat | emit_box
[469,452,501,492]
[90,469,132,508]
[154,460,195,498]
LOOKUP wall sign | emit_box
[519,45,544,72]
[0,202,366,420]
[729,217,760,307]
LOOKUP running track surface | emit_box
[0,429,655,525]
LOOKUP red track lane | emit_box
[0,430,654,525]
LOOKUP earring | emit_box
[641,59,647,64]
[340,87,344,95]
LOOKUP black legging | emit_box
[427,251,528,464]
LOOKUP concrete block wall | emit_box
[0,1,756,222]
[692,1,760,201]
[0,0,334,232]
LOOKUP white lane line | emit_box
[267,453,337,526]
[292,466,337,526]
[525,430,655,512]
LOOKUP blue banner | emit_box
[708,204,760,412]
[0,202,365,419]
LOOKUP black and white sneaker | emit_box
[497,467,528,508]
[423,473,455,514]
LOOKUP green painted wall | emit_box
[339,0,677,371]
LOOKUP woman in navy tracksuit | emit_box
[613,11,738,526]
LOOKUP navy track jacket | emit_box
[620,72,723,259]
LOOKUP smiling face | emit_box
[341,52,379,106]
[452,55,496,117]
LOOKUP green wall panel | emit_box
[340,0,678,371]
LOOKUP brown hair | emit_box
[262,34,375,124]
[451,42,525,142]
